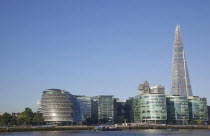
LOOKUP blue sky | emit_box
[0,0,210,113]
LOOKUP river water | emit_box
[0,129,210,136]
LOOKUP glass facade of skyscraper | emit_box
[171,25,193,97]
[188,96,208,124]
[166,96,189,125]
[98,95,114,123]
[91,95,114,123]
[91,97,99,120]
[134,94,167,124]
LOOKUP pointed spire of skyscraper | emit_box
[171,25,193,96]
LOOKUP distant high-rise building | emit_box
[171,25,193,96]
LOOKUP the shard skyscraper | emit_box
[171,25,193,97]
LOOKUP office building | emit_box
[41,89,83,125]
[166,95,189,125]
[114,98,134,123]
[168,25,208,125]
[208,106,210,125]
[114,99,126,123]
[150,86,165,94]
[138,81,150,95]
[188,96,208,124]
[125,97,134,123]
[171,25,193,96]
[74,95,91,119]
[36,99,42,113]
[134,81,167,124]
[165,96,208,125]
[91,95,114,123]
[91,97,99,121]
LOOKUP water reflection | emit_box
[0,129,210,136]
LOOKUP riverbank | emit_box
[0,125,209,133]
[121,125,208,129]
[0,126,94,133]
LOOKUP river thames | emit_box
[0,129,210,136]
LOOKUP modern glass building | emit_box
[171,25,193,97]
[134,94,167,124]
[114,99,126,123]
[74,95,91,119]
[41,89,83,125]
[188,96,208,124]
[114,98,134,123]
[208,106,210,125]
[91,97,99,120]
[134,82,167,124]
[91,95,114,123]
[36,99,42,113]
[125,97,134,123]
[166,95,189,125]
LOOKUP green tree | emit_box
[10,115,17,126]
[33,112,44,125]
[0,115,2,126]
[17,114,27,126]
[189,119,194,125]
[17,108,34,126]
[22,107,34,125]
[1,112,11,126]
[197,120,202,125]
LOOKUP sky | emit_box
[0,0,210,114]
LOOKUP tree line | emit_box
[0,108,44,126]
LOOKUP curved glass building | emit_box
[41,89,83,124]
[134,82,167,124]
[134,94,167,124]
